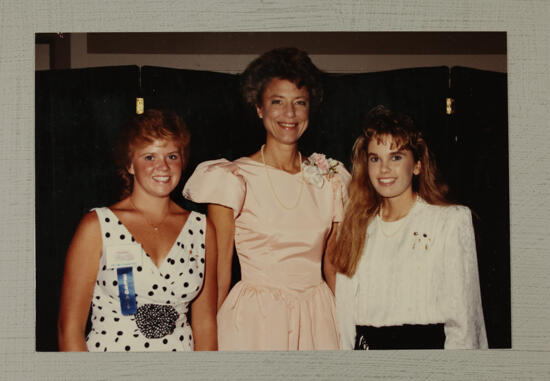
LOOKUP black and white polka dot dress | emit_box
[86,207,206,352]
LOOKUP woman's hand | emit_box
[207,204,235,309]
[57,211,102,351]
[190,217,218,350]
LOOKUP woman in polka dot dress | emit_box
[58,109,218,352]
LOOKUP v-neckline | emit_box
[106,207,193,271]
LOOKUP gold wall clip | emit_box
[136,97,144,115]
[446,97,454,115]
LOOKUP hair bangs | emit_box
[368,130,412,154]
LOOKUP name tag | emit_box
[105,244,143,269]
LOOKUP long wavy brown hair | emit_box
[331,105,449,276]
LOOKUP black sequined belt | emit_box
[135,304,181,339]
[354,324,445,350]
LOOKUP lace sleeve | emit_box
[443,206,488,349]
[335,272,357,349]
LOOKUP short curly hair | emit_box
[241,47,324,112]
[113,109,190,199]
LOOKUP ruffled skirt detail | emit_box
[217,280,339,350]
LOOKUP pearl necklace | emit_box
[129,197,169,233]
[260,144,304,210]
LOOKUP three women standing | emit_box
[58,50,488,352]
[183,47,350,350]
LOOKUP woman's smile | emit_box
[377,177,397,186]
[129,138,183,197]
[256,78,310,146]
[367,136,421,202]
[278,121,298,129]
[152,175,171,183]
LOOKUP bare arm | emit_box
[191,217,218,350]
[207,204,235,309]
[323,222,339,295]
[57,211,102,351]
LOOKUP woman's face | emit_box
[367,135,421,202]
[128,138,183,198]
[256,78,310,147]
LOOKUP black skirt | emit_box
[354,324,445,350]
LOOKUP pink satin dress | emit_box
[183,157,350,350]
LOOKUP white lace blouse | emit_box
[335,197,488,349]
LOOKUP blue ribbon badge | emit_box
[116,266,137,315]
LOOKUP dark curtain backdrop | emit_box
[309,67,450,173]
[36,66,139,351]
[36,65,509,350]
[449,67,510,348]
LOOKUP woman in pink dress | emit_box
[183,47,350,350]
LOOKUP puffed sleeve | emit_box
[330,161,351,223]
[335,271,357,350]
[182,159,246,218]
[442,206,488,349]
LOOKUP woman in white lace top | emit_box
[332,106,487,349]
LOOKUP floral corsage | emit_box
[302,153,339,188]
